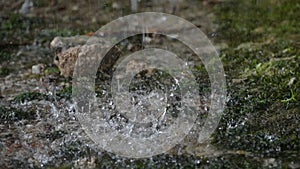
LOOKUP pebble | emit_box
[72,5,79,11]
[288,77,296,86]
[74,156,97,169]
[263,158,278,168]
[112,2,120,9]
[32,64,43,74]
[131,0,138,11]
[19,0,33,14]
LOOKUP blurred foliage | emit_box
[215,0,300,46]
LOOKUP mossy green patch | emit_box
[215,0,300,46]
[0,67,11,77]
[45,66,60,75]
[38,28,82,43]
[60,140,93,161]
[212,0,299,157]
[0,13,45,45]
[57,86,72,99]
[0,51,12,61]
[38,130,67,142]
[49,164,72,169]
[213,40,299,155]
[0,106,36,123]
[14,91,48,103]
[0,13,83,46]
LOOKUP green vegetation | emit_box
[38,130,67,142]
[0,51,12,61]
[44,66,60,75]
[0,13,83,46]
[57,86,72,99]
[38,28,82,43]
[215,0,300,46]
[0,0,299,168]
[212,0,300,159]
[0,14,44,45]
[0,106,36,123]
[0,67,11,77]
[14,91,48,103]
[49,164,72,169]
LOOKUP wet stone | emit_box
[50,36,90,77]
[31,64,45,74]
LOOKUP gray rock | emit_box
[19,0,33,15]
[31,64,44,74]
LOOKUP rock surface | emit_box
[50,36,90,77]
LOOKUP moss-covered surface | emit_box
[14,91,49,103]
[0,13,82,47]
[0,106,36,123]
[213,41,300,155]
[0,0,299,168]
[57,86,72,99]
[211,0,300,166]
[215,0,300,46]
[44,66,61,75]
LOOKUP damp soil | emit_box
[0,0,299,168]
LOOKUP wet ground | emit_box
[0,0,299,168]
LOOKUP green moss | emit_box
[45,66,60,75]
[35,0,53,7]
[0,51,12,61]
[0,13,45,44]
[0,106,36,123]
[1,14,22,30]
[213,40,300,154]
[0,67,11,77]
[60,140,95,161]
[14,91,48,103]
[48,164,72,169]
[38,130,67,141]
[93,152,265,168]
[57,86,72,99]
[212,0,300,155]
[215,0,300,46]
[39,28,81,38]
